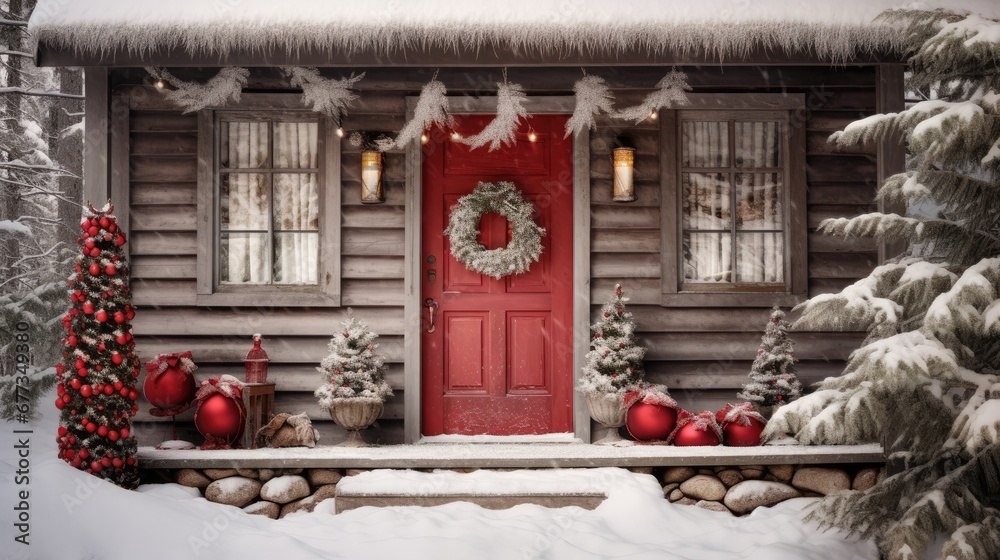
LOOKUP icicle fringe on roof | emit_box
[27,1,999,63]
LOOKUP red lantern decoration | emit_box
[194,375,246,449]
[716,403,767,447]
[623,385,679,442]
[142,352,197,411]
[671,410,723,446]
[244,333,269,383]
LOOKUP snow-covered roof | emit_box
[29,0,1000,65]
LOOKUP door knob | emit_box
[424,298,439,334]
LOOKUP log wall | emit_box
[113,65,880,445]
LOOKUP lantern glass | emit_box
[612,147,636,202]
[360,151,384,204]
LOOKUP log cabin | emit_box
[28,1,938,463]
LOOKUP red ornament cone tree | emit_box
[55,202,140,488]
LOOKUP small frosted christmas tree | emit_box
[578,284,645,395]
[315,313,393,406]
[55,202,140,488]
[738,307,802,409]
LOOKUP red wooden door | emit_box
[421,115,574,436]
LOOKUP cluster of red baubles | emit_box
[625,402,766,447]
[56,423,138,473]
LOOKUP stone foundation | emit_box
[148,463,884,518]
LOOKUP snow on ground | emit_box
[1,392,878,560]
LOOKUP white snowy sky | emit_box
[28,0,1000,61]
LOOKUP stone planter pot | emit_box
[585,393,626,445]
[327,399,384,447]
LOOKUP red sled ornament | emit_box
[716,402,767,447]
[671,410,723,446]
[143,351,198,414]
[623,384,679,442]
[194,375,246,449]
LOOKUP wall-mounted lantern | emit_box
[360,150,384,204]
[612,147,636,202]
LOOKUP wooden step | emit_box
[334,469,608,513]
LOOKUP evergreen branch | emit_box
[0,87,85,99]
[0,18,28,27]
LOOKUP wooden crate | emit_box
[240,382,275,450]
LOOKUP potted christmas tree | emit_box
[577,284,646,443]
[315,312,392,446]
[737,307,802,417]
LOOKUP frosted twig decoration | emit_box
[394,78,453,148]
[566,74,615,138]
[461,81,529,151]
[613,70,691,123]
[145,67,249,113]
[284,67,364,122]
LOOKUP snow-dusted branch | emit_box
[0,18,27,27]
[0,50,32,57]
[0,87,85,99]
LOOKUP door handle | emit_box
[424,298,439,333]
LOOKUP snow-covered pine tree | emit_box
[737,307,802,410]
[315,313,393,406]
[55,203,140,488]
[762,9,1000,560]
[578,284,646,396]
[1,0,81,416]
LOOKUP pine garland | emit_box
[145,67,249,113]
[315,313,392,405]
[613,70,691,123]
[565,74,614,138]
[444,182,544,279]
[393,78,453,148]
[460,82,529,151]
[284,67,364,123]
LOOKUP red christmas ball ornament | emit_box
[70,378,81,390]
[58,426,68,437]
[115,235,126,247]
[90,461,102,473]
[82,301,95,315]
[85,422,97,434]
[95,310,109,323]
[194,392,246,444]
[116,333,128,345]
[89,247,101,258]
[99,217,110,229]
[103,385,114,395]
[85,240,96,251]
[68,335,78,347]
[55,398,65,409]
[114,311,125,324]
[111,353,123,365]
[626,402,678,441]
[109,223,117,233]
[88,226,99,237]
[723,419,766,447]
[128,389,138,401]
[80,385,93,398]
[97,425,108,437]
[108,431,119,442]
[81,221,90,232]
[120,428,129,438]
[603,312,610,317]
[74,359,85,370]
[142,357,197,410]
[114,381,123,391]
[673,421,722,447]
[112,457,123,468]
[105,264,117,276]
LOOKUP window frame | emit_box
[196,95,342,307]
[660,94,807,307]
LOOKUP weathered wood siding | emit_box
[115,65,878,445]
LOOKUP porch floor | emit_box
[138,441,884,469]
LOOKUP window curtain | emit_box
[221,121,319,285]
[682,121,783,284]
[272,122,319,284]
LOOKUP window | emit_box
[661,96,806,306]
[196,100,341,306]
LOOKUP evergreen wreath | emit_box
[444,182,545,279]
